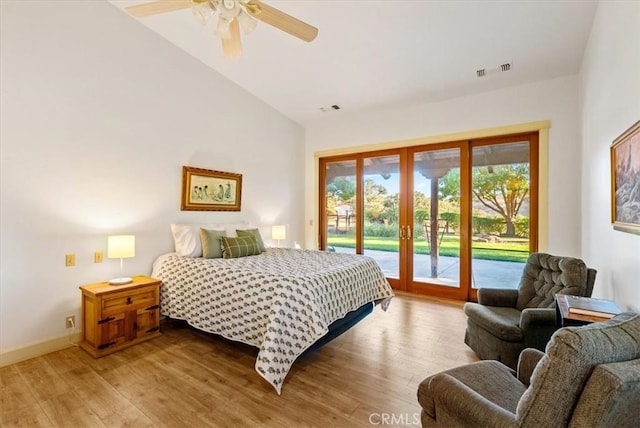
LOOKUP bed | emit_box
[151,247,394,394]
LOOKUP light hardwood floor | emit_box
[0,294,478,427]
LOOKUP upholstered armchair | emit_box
[418,312,640,427]
[464,253,596,369]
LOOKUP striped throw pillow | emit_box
[220,235,261,259]
[236,228,266,252]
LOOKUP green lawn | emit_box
[327,234,529,263]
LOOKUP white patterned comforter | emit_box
[152,248,394,394]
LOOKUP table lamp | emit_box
[107,235,135,285]
[271,225,286,247]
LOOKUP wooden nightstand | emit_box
[79,275,161,358]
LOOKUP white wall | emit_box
[580,1,640,310]
[304,76,582,258]
[0,1,305,353]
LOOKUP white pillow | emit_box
[224,223,252,237]
[170,222,250,257]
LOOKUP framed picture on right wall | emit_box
[611,120,640,235]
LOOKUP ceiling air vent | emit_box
[320,104,341,113]
[476,62,512,78]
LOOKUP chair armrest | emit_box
[520,308,558,351]
[517,348,545,386]
[520,308,556,330]
[477,288,519,307]
[428,373,517,427]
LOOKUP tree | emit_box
[326,176,356,204]
[438,170,460,203]
[381,192,399,224]
[438,165,529,236]
[414,191,430,211]
[364,179,388,222]
[473,164,529,236]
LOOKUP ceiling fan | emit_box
[125,0,318,58]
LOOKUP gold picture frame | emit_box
[181,166,242,211]
[611,120,640,235]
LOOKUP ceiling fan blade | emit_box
[246,0,318,42]
[125,0,192,18]
[222,19,242,58]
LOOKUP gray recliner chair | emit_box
[464,252,596,369]
[418,312,640,427]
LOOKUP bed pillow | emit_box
[221,235,261,259]
[200,228,227,259]
[170,222,250,257]
[171,223,214,257]
[236,228,266,253]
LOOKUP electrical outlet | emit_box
[94,251,103,263]
[65,315,75,329]
[65,254,75,267]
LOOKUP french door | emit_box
[319,132,538,301]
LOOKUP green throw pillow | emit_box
[236,228,266,252]
[221,235,261,259]
[200,228,227,259]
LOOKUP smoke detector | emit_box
[476,62,512,78]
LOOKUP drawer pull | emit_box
[126,296,133,305]
[146,326,160,333]
[145,304,160,311]
[98,316,116,324]
[98,341,116,350]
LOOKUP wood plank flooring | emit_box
[0,293,478,427]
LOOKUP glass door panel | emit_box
[471,141,530,290]
[363,155,401,279]
[324,159,357,254]
[412,148,461,288]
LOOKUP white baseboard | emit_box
[0,332,83,367]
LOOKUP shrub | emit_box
[364,222,398,237]
[515,217,529,237]
[472,216,504,235]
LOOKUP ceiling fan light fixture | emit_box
[215,16,233,39]
[219,0,241,17]
[221,18,242,58]
[192,0,216,26]
[237,10,257,34]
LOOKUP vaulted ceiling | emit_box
[110,0,598,126]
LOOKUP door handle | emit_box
[399,225,405,239]
[407,225,412,239]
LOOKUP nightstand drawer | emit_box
[102,287,157,313]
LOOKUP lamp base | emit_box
[108,277,133,286]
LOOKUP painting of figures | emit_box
[181,166,242,211]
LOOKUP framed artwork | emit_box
[611,120,640,235]
[181,166,242,211]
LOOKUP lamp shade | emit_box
[107,235,135,259]
[271,225,286,241]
